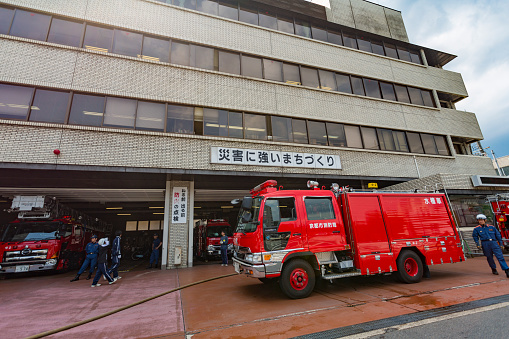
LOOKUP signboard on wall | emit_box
[172,187,188,223]
[304,0,331,8]
[211,147,341,170]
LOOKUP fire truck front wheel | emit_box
[396,250,423,283]
[279,259,315,299]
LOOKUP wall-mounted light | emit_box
[107,207,123,210]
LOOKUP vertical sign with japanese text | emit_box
[171,187,188,224]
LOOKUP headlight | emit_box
[45,259,57,266]
[245,253,262,264]
[207,245,214,251]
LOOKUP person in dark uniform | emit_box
[220,231,228,266]
[70,234,99,282]
[107,230,122,280]
[91,238,115,287]
[147,234,162,269]
[472,214,509,277]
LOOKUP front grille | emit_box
[4,249,48,262]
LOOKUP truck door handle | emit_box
[333,231,341,234]
[293,233,301,236]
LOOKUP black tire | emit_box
[279,259,315,299]
[396,250,423,283]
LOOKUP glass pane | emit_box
[194,45,216,70]
[259,11,277,30]
[434,135,450,155]
[295,19,311,38]
[408,87,424,106]
[103,97,136,128]
[263,59,282,82]
[272,116,292,142]
[351,76,365,96]
[421,90,435,107]
[363,79,381,99]
[393,131,409,152]
[371,40,385,56]
[219,50,240,74]
[47,18,83,47]
[345,125,363,148]
[311,26,327,42]
[277,16,294,34]
[241,55,262,78]
[10,10,51,41]
[167,104,194,134]
[305,197,335,221]
[377,129,395,151]
[203,108,227,136]
[228,111,243,138]
[380,82,396,101]
[410,51,422,64]
[343,33,357,49]
[292,119,308,143]
[136,101,165,131]
[219,1,238,20]
[0,7,14,35]
[421,133,437,154]
[142,36,170,63]
[327,30,342,45]
[68,94,105,126]
[244,113,266,140]
[361,127,379,150]
[113,29,142,57]
[326,122,346,147]
[308,121,327,146]
[318,70,336,91]
[283,63,300,85]
[239,6,258,25]
[301,67,320,88]
[336,74,352,94]
[394,84,410,103]
[357,37,372,52]
[384,43,398,59]
[29,89,69,124]
[0,84,33,120]
[397,47,412,62]
[171,41,190,66]
[197,0,218,15]
[407,132,424,154]
[83,25,113,52]
[174,0,196,10]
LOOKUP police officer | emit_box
[472,214,509,278]
[108,230,122,281]
[147,233,162,269]
[70,234,99,282]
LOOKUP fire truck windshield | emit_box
[206,226,233,237]
[1,222,62,242]
[235,197,262,233]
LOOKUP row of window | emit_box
[0,82,450,156]
[0,6,436,108]
[153,0,424,65]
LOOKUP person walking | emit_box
[147,234,162,269]
[472,214,509,277]
[70,234,99,282]
[220,230,228,266]
[91,238,115,287]
[108,230,122,280]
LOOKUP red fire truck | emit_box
[232,180,466,299]
[487,194,509,250]
[194,219,234,260]
[0,196,108,275]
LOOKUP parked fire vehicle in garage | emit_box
[194,219,234,260]
[233,180,466,298]
[487,194,509,250]
[0,196,107,274]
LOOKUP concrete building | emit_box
[0,0,497,268]
[494,155,509,176]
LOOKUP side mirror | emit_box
[241,197,253,210]
[231,199,241,205]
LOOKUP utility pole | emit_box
[491,150,504,176]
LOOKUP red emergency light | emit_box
[251,180,278,195]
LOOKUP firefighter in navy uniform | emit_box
[472,214,509,277]
[107,230,122,280]
[70,234,99,282]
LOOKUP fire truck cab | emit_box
[194,219,234,260]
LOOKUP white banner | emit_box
[171,187,188,224]
[211,147,341,170]
[304,0,331,8]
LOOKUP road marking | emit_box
[340,301,509,339]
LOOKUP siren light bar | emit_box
[251,180,278,194]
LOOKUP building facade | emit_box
[0,0,495,268]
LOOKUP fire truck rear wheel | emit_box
[396,250,423,283]
[279,259,315,299]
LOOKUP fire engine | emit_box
[0,196,108,274]
[194,219,234,260]
[487,194,509,250]
[232,180,466,299]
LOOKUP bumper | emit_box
[0,262,57,274]
[207,249,234,256]
[232,258,265,278]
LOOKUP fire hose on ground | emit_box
[25,272,238,339]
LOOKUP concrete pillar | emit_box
[420,48,429,67]
[446,135,457,157]
[161,180,171,270]
[432,89,440,109]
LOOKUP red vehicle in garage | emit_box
[233,180,466,298]
[488,195,509,250]
[0,196,107,274]
[194,219,234,260]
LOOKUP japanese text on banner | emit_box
[171,187,188,223]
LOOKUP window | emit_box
[272,116,292,142]
[219,51,240,75]
[311,26,327,42]
[9,10,51,41]
[408,87,424,106]
[380,82,396,101]
[421,133,438,154]
[384,43,398,59]
[218,1,238,20]
[410,51,422,64]
[142,36,170,63]
[241,55,262,78]
[174,0,196,10]
[397,47,412,62]
[434,135,450,155]
[361,127,379,150]
[307,121,327,146]
[407,132,424,154]
[345,125,363,148]
[68,94,105,126]
[301,67,320,88]
[393,131,409,152]
[263,197,296,251]
[294,19,311,38]
[239,6,258,25]
[371,41,385,56]
[421,90,435,107]
[136,101,165,131]
[326,122,346,147]
[283,63,301,85]
[357,37,372,52]
[0,7,14,34]
[83,25,113,52]
[259,11,277,30]
[244,113,267,140]
[394,85,410,103]
[203,108,227,136]
[228,111,243,138]
[103,97,136,128]
[197,0,218,15]
[327,30,342,45]
[305,197,335,221]
[171,41,190,66]
[29,89,69,124]
[47,18,83,47]
[336,74,352,94]
[351,76,365,96]
[277,16,294,34]
[343,33,358,49]
[193,45,217,70]
[363,79,381,99]
[0,84,33,120]
[318,70,336,91]
[112,29,142,57]
[292,119,308,144]
[263,59,282,82]
[377,129,396,151]
[167,104,194,134]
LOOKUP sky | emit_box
[371,0,509,158]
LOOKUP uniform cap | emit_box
[91,234,98,238]
[476,214,487,220]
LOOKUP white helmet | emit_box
[476,214,487,220]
